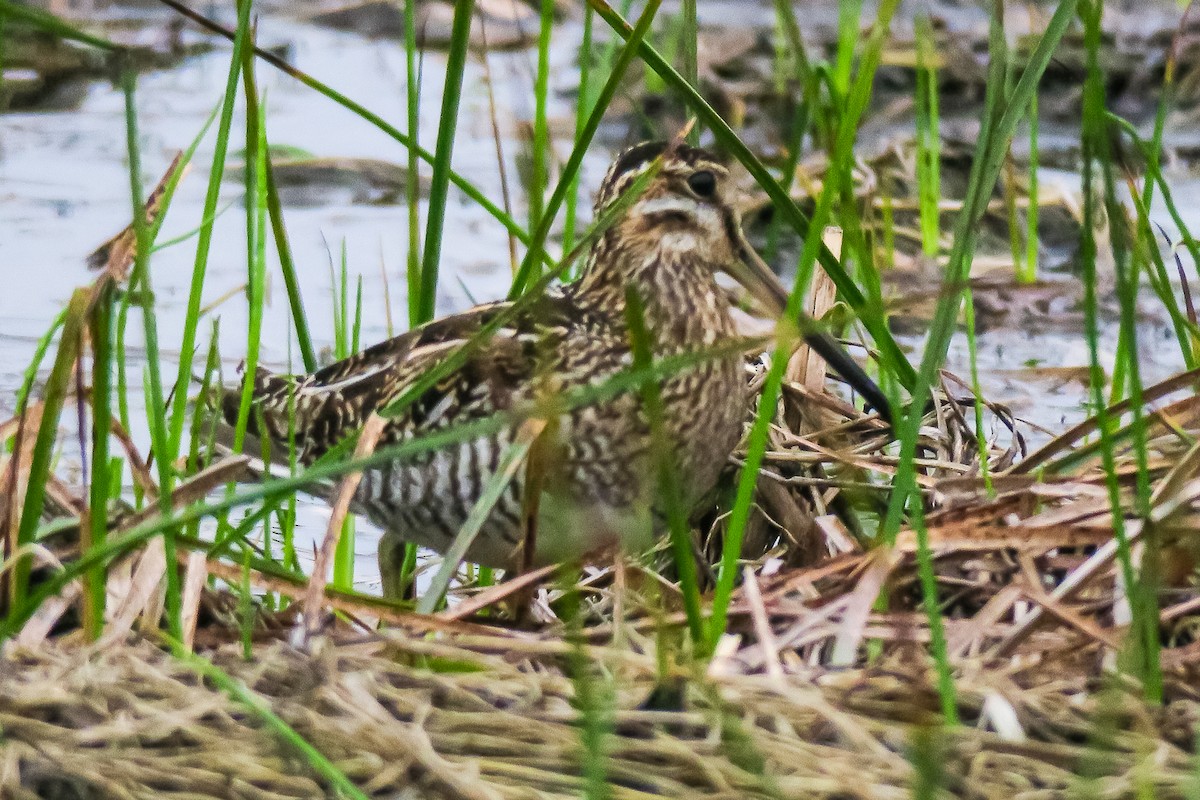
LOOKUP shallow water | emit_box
[1,6,1196,591]
[2,11,598,588]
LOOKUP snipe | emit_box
[223,141,888,593]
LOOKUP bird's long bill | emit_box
[728,232,895,425]
[726,235,790,318]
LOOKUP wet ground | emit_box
[2,1,1196,590]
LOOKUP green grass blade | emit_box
[624,285,704,644]
[166,0,254,460]
[0,0,121,51]
[915,13,941,258]
[833,0,862,94]
[708,0,902,649]
[404,0,422,327]
[13,308,67,416]
[9,290,87,611]
[235,29,316,373]
[1078,0,1159,700]
[84,283,116,638]
[158,0,544,271]
[587,0,917,391]
[165,639,371,800]
[530,0,554,234]
[507,0,663,299]
[680,0,698,143]
[123,70,183,640]
[415,430,537,615]
[1020,91,1039,284]
[562,4,594,258]
[416,0,476,324]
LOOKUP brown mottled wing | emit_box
[223,293,575,462]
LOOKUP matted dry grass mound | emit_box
[2,635,1199,800]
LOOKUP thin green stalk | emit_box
[282,331,300,574]
[881,182,897,271]
[1020,91,1039,283]
[116,289,133,465]
[1003,151,1023,279]
[415,433,536,615]
[880,0,1079,544]
[166,0,254,460]
[910,726,946,800]
[230,73,268,456]
[263,154,316,370]
[123,70,182,641]
[909,481,959,723]
[335,243,348,358]
[560,575,615,800]
[624,286,703,644]
[9,291,87,611]
[0,0,121,51]
[13,308,67,415]
[680,0,698,144]
[961,285,993,495]
[399,0,425,588]
[530,0,554,235]
[239,36,316,373]
[708,0,902,649]
[508,0,663,299]
[833,0,861,94]
[240,544,253,658]
[915,14,940,258]
[416,0,475,323]
[562,4,594,258]
[588,0,916,391]
[84,282,116,638]
[404,0,422,327]
[1078,0,1159,701]
[331,251,358,590]
[353,276,363,354]
[165,639,370,800]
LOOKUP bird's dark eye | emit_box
[687,170,716,198]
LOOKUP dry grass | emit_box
[2,632,1198,800]
[7,353,1200,797]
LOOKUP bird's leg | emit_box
[511,416,555,625]
[378,533,412,601]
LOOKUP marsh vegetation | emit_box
[4,0,1200,797]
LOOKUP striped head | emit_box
[578,141,788,320]
[594,141,736,258]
